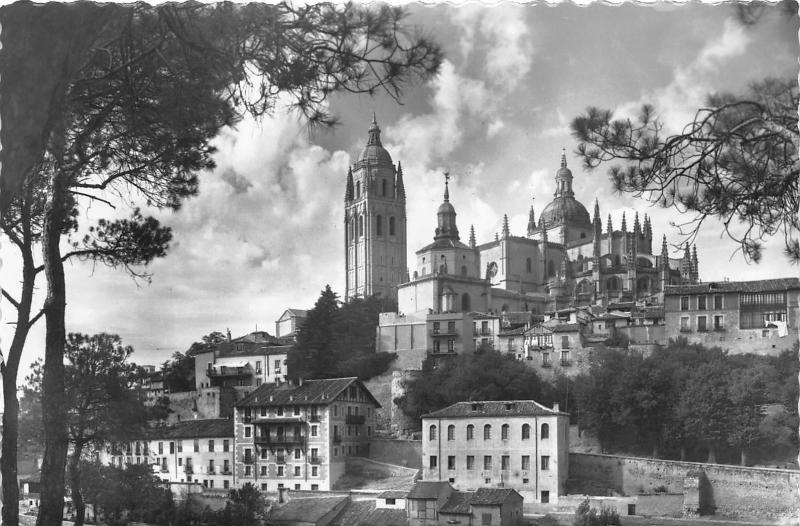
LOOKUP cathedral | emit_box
[345,116,700,316]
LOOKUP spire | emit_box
[367,112,382,146]
[593,199,601,224]
[345,167,354,201]
[395,162,405,200]
[434,172,459,241]
[661,235,669,264]
[561,147,567,168]
[692,245,699,282]
[607,214,613,235]
[633,211,641,235]
[502,214,510,238]
[621,212,627,233]
[527,206,537,237]
[443,172,450,202]
[469,224,476,248]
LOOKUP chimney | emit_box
[553,402,560,413]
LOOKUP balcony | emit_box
[345,414,366,425]
[679,327,692,333]
[222,469,232,475]
[541,362,552,369]
[714,326,726,332]
[207,365,253,378]
[431,329,458,337]
[207,468,215,475]
[160,467,169,473]
[255,434,306,446]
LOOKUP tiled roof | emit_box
[377,490,409,499]
[417,238,473,253]
[551,323,582,333]
[665,278,800,295]
[359,508,408,526]
[471,487,520,506]
[269,496,348,523]
[498,326,526,337]
[235,377,380,408]
[469,312,500,320]
[407,481,451,499]
[284,308,308,317]
[148,418,233,439]
[440,492,473,514]
[331,500,374,526]
[423,400,566,419]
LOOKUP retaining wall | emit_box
[569,452,800,520]
[368,438,422,469]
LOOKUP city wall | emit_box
[569,452,800,520]
[367,438,422,469]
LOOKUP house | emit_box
[276,308,308,340]
[233,377,380,491]
[664,278,800,355]
[421,400,569,503]
[407,481,453,526]
[268,495,349,526]
[105,418,235,491]
[439,488,524,526]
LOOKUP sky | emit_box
[1,1,798,372]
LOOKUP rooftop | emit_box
[440,492,473,514]
[269,496,348,523]
[377,490,409,499]
[665,277,800,296]
[236,377,380,408]
[423,400,567,419]
[147,418,233,439]
[407,481,452,500]
[471,487,520,506]
[358,508,408,526]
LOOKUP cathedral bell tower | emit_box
[344,114,407,302]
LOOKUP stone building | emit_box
[344,115,408,301]
[233,377,380,491]
[193,330,291,390]
[275,308,307,339]
[664,277,800,355]
[420,400,569,504]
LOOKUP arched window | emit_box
[447,425,455,441]
[547,260,555,277]
[466,424,474,440]
[522,424,531,440]
[461,293,471,312]
[381,178,387,197]
[358,215,364,237]
[429,425,437,441]
[389,216,396,236]
[356,181,361,198]
[541,423,550,439]
[614,254,621,267]
[606,276,620,291]
[526,258,532,273]
[483,424,492,440]
[501,424,509,440]
[376,215,383,236]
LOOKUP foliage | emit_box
[395,350,552,422]
[573,499,621,526]
[573,338,799,464]
[288,286,398,380]
[163,351,197,393]
[571,78,799,263]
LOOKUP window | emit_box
[223,460,230,473]
[522,424,531,440]
[541,456,550,470]
[177,442,182,453]
[447,321,456,333]
[448,456,456,470]
[467,425,474,441]
[158,442,163,455]
[260,448,268,460]
[389,216,396,236]
[381,178,387,196]
[541,490,549,504]
[312,466,319,477]
[356,180,361,198]
[501,424,509,440]
[277,466,284,476]
[680,296,689,311]
[311,425,318,437]
[483,456,492,470]
[522,455,530,471]
[484,424,492,440]
[244,427,251,438]
[294,466,301,476]
[169,442,175,454]
[433,322,440,335]
[224,480,229,489]
[680,316,690,332]
[501,455,510,470]
[714,315,724,330]
[358,215,364,237]
[482,513,493,526]
[467,456,475,470]
[245,466,252,476]
[223,440,229,452]
[208,440,214,452]
[376,215,383,236]
[429,425,437,441]
[697,294,710,310]
[294,406,300,416]
[714,294,724,310]
[193,439,199,452]
[697,315,707,332]
[447,339,455,352]
[277,406,284,416]
[447,425,455,441]
[430,455,437,469]
[260,466,267,476]
[526,257,532,273]
[385,497,396,505]
[561,336,569,349]
[294,448,301,459]
[542,352,550,366]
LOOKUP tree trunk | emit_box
[68,448,85,526]
[36,168,70,526]
[740,448,748,466]
[706,445,717,464]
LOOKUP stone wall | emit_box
[569,452,800,520]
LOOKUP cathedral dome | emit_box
[358,114,393,165]
[539,197,591,227]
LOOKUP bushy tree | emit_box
[573,499,621,526]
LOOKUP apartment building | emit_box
[193,331,291,390]
[421,400,569,504]
[106,418,235,490]
[233,377,380,492]
[664,278,800,355]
